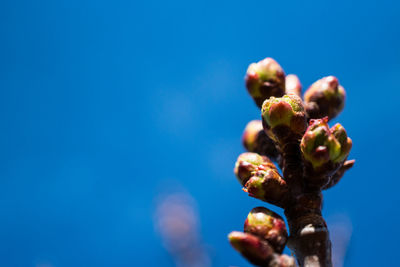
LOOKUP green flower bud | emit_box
[244,207,288,253]
[304,76,346,120]
[300,118,352,169]
[330,123,353,163]
[261,94,307,135]
[228,231,274,266]
[244,169,289,208]
[234,153,277,186]
[242,120,279,160]
[246,57,286,108]
[285,74,302,96]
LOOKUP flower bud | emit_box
[242,120,279,160]
[261,94,307,136]
[285,74,302,96]
[244,169,289,208]
[246,57,286,108]
[234,153,277,186]
[244,207,288,253]
[331,123,353,163]
[228,231,274,266]
[304,76,346,120]
[300,118,352,169]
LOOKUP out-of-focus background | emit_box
[1,0,399,266]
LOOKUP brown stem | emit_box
[280,140,304,198]
[273,128,333,266]
[261,126,334,266]
[269,126,304,193]
[285,192,332,267]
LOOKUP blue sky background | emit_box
[0,0,399,266]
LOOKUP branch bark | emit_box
[285,193,332,267]
[271,125,333,267]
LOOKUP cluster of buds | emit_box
[229,57,355,267]
[234,152,288,208]
[300,117,353,188]
[229,207,296,266]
